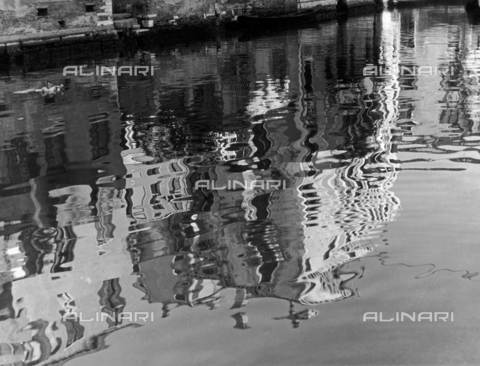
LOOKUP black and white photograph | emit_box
[0,0,479,365]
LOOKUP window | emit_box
[85,4,95,12]
[37,8,48,16]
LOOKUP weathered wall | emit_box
[146,0,337,19]
[146,0,378,19]
[0,0,112,36]
[299,0,337,11]
[145,0,249,20]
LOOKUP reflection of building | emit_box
[122,155,193,223]
[0,66,134,364]
[211,131,258,161]
[131,17,401,316]
[379,6,480,168]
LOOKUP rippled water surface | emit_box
[1,4,480,366]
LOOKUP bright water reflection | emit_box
[1,4,480,366]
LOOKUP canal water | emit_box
[1,4,479,366]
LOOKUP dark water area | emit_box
[1,4,480,366]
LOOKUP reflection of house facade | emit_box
[121,153,192,223]
[0,68,137,364]
[133,17,401,313]
[380,6,480,168]
[0,17,399,364]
